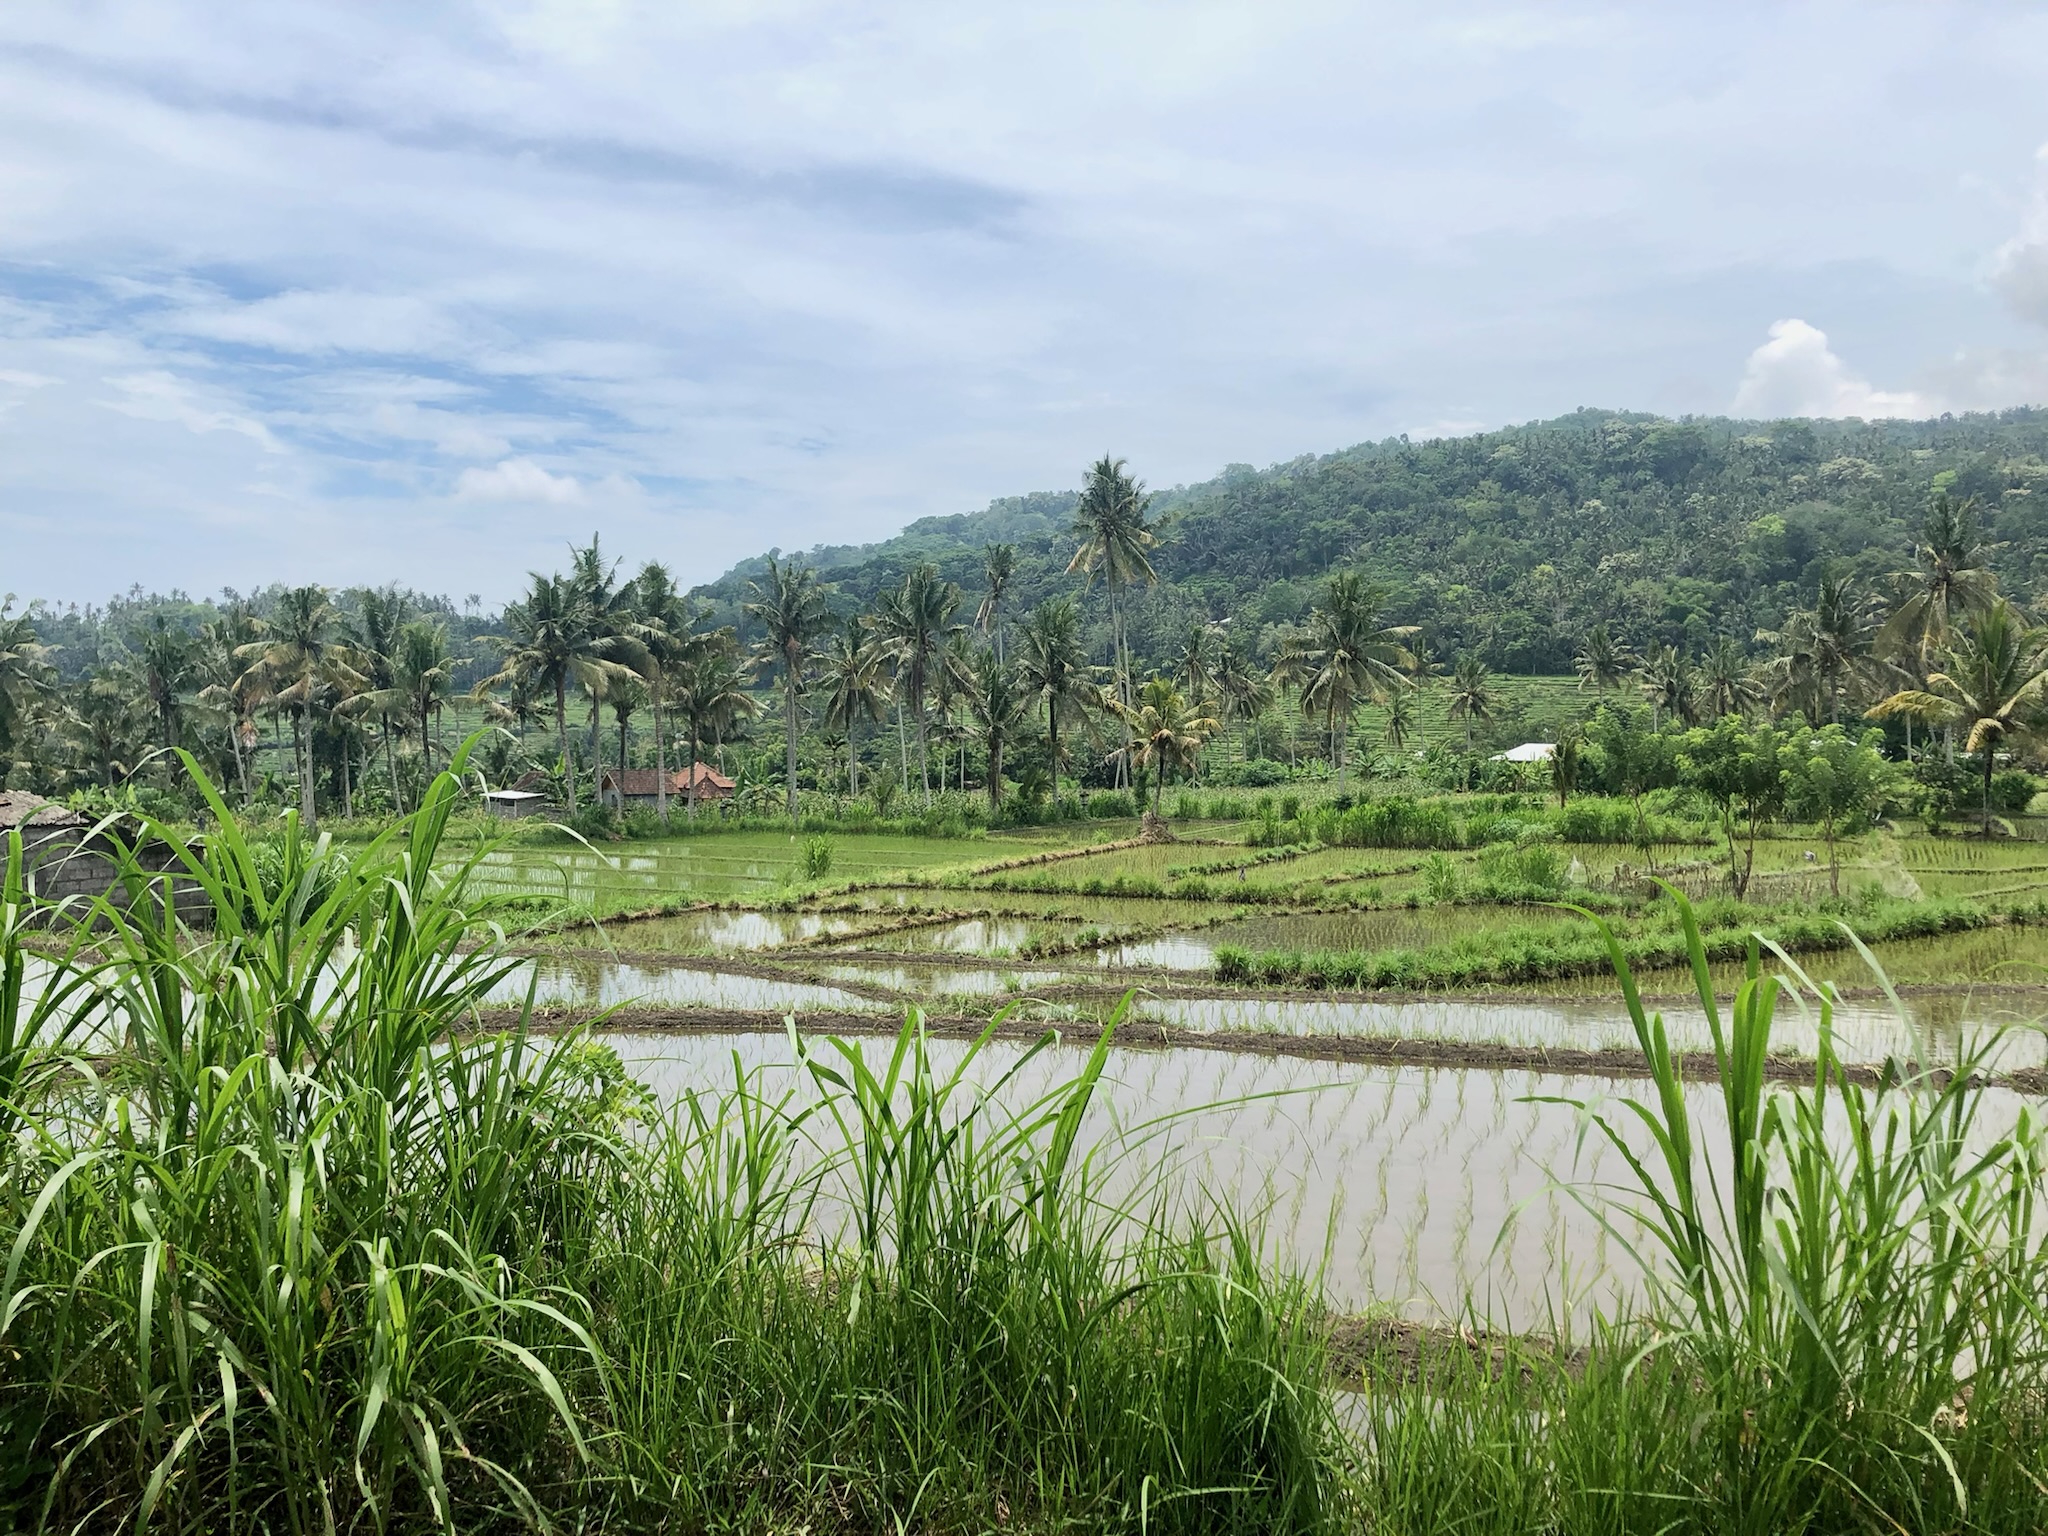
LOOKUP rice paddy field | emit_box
[9,769,2048,1531]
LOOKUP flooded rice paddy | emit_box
[597,1028,2035,1326]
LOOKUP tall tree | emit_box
[134,614,191,752]
[965,649,1030,813]
[1698,636,1755,721]
[1213,642,1274,762]
[1277,573,1416,790]
[1016,596,1096,791]
[626,561,703,821]
[0,600,54,779]
[869,562,969,804]
[976,543,1016,662]
[1106,678,1218,815]
[1067,456,1160,782]
[1878,491,2001,676]
[1575,623,1633,693]
[345,587,409,810]
[1637,644,1696,732]
[475,572,622,811]
[1447,652,1497,752]
[744,556,832,819]
[234,586,361,827]
[192,608,262,804]
[1869,601,2048,835]
[815,616,889,797]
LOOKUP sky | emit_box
[4,1,2048,609]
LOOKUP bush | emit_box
[799,835,834,879]
[1992,769,2040,814]
[1085,790,1138,819]
[1172,790,1202,820]
[1421,851,1462,904]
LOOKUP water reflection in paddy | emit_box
[499,957,885,1014]
[589,1031,1770,1324]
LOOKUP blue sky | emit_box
[3,1,2048,607]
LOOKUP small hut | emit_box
[0,791,207,924]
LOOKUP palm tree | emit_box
[1637,644,1696,731]
[344,587,409,808]
[192,608,262,803]
[568,535,643,774]
[1106,678,1219,815]
[1447,652,1496,752]
[1698,636,1754,720]
[1213,642,1273,762]
[1878,491,2001,677]
[1869,601,2048,835]
[966,649,1030,813]
[1068,456,1160,780]
[0,599,55,775]
[1017,596,1097,791]
[134,614,191,751]
[608,673,647,784]
[1759,575,1875,726]
[976,543,1016,662]
[1550,722,1585,807]
[1382,687,1416,753]
[815,616,889,796]
[1279,573,1416,789]
[626,561,702,820]
[673,637,756,819]
[869,562,969,804]
[475,572,623,811]
[744,556,831,818]
[1575,623,1633,692]
[235,585,362,827]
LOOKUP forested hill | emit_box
[694,408,2048,673]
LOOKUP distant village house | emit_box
[598,764,735,812]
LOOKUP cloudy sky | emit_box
[4,1,2048,608]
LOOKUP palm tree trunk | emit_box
[340,741,353,819]
[686,715,701,822]
[783,663,800,820]
[1983,748,1996,837]
[848,725,859,797]
[896,699,910,794]
[385,722,401,814]
[296,710,317,827]
[1047,702,1060,799]
[556,675,576,809]
[654,691,668,821]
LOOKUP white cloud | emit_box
[453,456,585,504]
[1992,143,2048,329]
[96,370,284,449]
[164,290,459,356]
[1731,319,1938,420]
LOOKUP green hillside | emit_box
[696,408,2048,674]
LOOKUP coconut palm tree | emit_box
[1878,491,2001,676]
[235,585,363,827]
[1637,644,1696,732]
[1068,456,1160,779]
[672,636,755,819]
[625,561,702,820]
[869,562,970,804]
[1575,623,1633,692]
[134,614,191,751]
[344,587,409,808]
[192,608,262,803]
[1869,600,2048,835]
[976,543,1016,662]
[1017,596,1097,791]
[966,648,1030,813]
[1212,642,1273,761]
[1106,678,1219,815]
[1382,686,1416,753]
[475,572,625,811]
[744,556,831,818]
[1550,721,1585,807]
[608,673,647,785]
[815,616,889,797]
[1698,635,1754,720]
[1447,652,1497,752]
[1279,573,1417,789]
[0,599,55,775]
[1758,575,1876,727]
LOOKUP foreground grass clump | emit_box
[1350,902,2048,1532]
[0,752,1337,1533]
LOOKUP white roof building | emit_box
[1489,742,1556,763]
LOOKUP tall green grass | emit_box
[0,750,1336,1532]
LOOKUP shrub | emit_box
[799,835,835,879]
[1086,790,1137,819]
[1421,851,1462,904]
[1992,769,2040,814]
